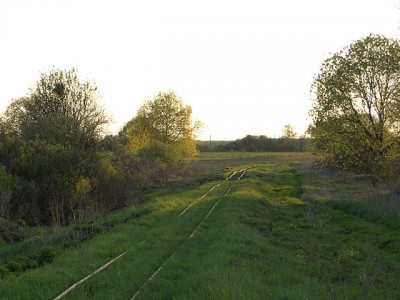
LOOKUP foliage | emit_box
[1,72,206,227]
[4,68,108,147]
[309,34,400,174]
[218,135,309,152]
[0,68,109,225]
[113,91,202,190]
[135,91,201,143]
[0,217,24,243]
[196,140,230,152]
[0,163,17,219]
[37,247,56,267]
[0,265,9,278]
[282,123,297,138]
[122,91,201,166]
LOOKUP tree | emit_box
[309,34,400,173]
[123,91,202,167]
[0,163,16,219]
[282,124,297,139]
[3,68,108,148]
[0,68,109,225]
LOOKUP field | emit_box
[1,152,399,299]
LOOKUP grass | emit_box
[1,152,399,299]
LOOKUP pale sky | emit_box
[0,0,399,140]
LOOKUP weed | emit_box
[37,247,56,267]
[304,203,332,230]
[123,208,153,223]
[0,265,8,278]
[6,260,22,272]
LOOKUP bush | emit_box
[0,265,9,278]
[0,163,18,219]
[71,223,103,241]
[0,218,24,243]
[19,255,38,271]
[37,247,56,267]
[6,260,22,272]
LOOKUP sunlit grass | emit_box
[1,152,399,299]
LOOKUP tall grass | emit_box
[1,152,399,299]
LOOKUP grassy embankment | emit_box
[0,152,399,299]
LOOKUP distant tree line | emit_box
[0,68,200,227]
[198,135,309,152]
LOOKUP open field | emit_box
[1,152,399,299]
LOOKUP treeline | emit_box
[0,68,199,228]
[198,135,309,152]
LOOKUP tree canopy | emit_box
[282,124,297,139]
[3,68,108,148]
[0,68,110,225]
[0,74,204,226]
[122,91,202,167]
[309,34,400,173]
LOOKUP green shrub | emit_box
[19,255,38,271]
[0,265,9,278]
[7,260,22,272]
[0,218,24,243]
[71,223,103,241]
[37,247,56,267]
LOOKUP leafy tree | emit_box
[123,91,202,167]
[0,68,109,225]
[282,124,297,139]
[0,163,16,219]
[3,68,108,148]
[309,34,400,173]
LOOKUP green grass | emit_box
[1,152,399,299]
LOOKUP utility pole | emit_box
[210,135,212,151]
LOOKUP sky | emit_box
[0,0,399,141]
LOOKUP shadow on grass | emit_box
[238,163,400,299]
